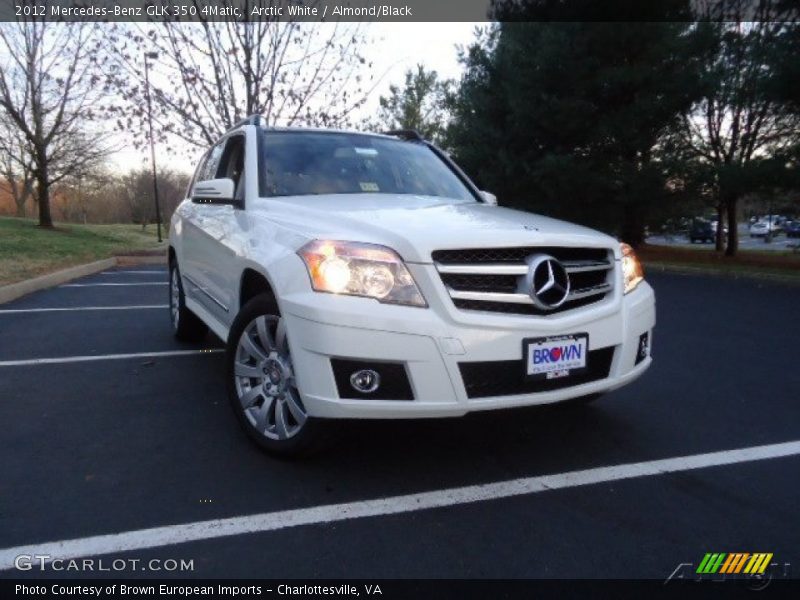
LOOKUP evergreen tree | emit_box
[447,1,708,246]
[377,65,453,146]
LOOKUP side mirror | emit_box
[480,190,498,206]
[192,178,239,207]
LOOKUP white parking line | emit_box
[60,283,167,287]
[0,305,168,314]
[0,349,223,367]
[1,439,797,568]
[101,271,166,275]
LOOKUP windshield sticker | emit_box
[359,182,380,192]
[355,147,378,156]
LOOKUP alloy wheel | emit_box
[170,268,180,329]
[233,315,307,440]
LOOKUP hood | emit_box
[251,194,619,263]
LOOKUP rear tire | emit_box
[226,293,325,458]
[169,260,208,342]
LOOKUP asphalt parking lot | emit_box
[0,265,798,580]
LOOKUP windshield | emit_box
[258,131,476,201]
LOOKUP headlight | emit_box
[621,243,644,294]
[298,240,427,307]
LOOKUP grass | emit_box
[639,243,800,282]
[0,217,164,286]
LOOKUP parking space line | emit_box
[60,283,167,287]
[0,349,223,367]
[101,271,166,275]
[0,305,168,314]
[1,439,797,568]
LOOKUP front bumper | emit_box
[280,273,656,419]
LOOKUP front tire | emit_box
[169,260,208,342]
[226,294,323,457]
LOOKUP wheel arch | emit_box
[239,267,278,311]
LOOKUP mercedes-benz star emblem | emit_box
[525,255,571,310]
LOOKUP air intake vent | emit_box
[459,347,615,398]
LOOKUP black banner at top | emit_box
[0,0,798,23]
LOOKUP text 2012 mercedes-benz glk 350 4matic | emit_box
[168,116,655,455]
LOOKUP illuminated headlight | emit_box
[621,243,644,294]
[298,240,427,307]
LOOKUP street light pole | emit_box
[143,51,162,243]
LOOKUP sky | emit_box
[111,22,481,174]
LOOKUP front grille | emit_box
[440,273,519,293]
[432,246,615,316]
[459,347,615,399]
[433,247,609,264]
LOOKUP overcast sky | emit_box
[111,22,481,174]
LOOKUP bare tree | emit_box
[0,14,116,227]
[105,1,377,152]
[55,155,113,224]
[0,115,35,217]
[107,167,190,230]
[676,16,799,255]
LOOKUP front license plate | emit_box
[524,334,589,379]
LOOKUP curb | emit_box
[646,262,800,286]
[0,254,167,305]
[116,255,167,266]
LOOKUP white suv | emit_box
[169,116,655,455]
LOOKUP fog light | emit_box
[350,369,381,394]
[636,332,649,365]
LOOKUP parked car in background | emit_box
[689,219,727,244]
[690,220,716,244]
[785,220,800,238]
[749,219,782,238]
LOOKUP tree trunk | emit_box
[6,176,28,217]
[35,166,53,228]
[715,203,724,252]
[724,195,739,257]
[13,185,26,217]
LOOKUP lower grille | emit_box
[458,347,615,399]
[433,246,615,316]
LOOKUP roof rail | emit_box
[383,129,424,141]
[227,114,262,134]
